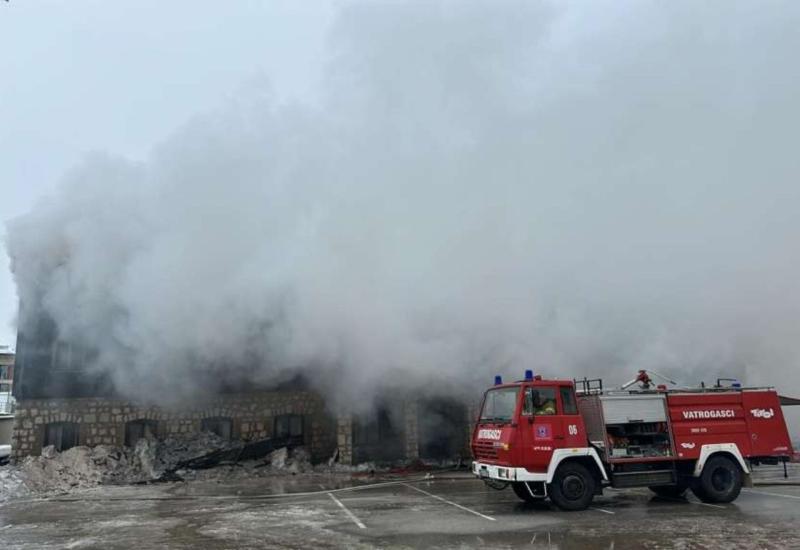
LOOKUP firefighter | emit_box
[533,391,556,415]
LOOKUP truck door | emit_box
[518,386,561,473]
[742,390,793,457]
[558,385,586,449]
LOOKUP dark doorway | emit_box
[125,419,158,447]
[418,398,467,460]
[353,405,404,463]
[274,414,304,445]
[201,417,233,440]
[43,421,79,452]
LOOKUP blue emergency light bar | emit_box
[524,369,534,381]
[494,375,503,385]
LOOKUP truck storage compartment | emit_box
[577,393,673,460]
[606,421,673,458]
[603,395,672,460]
[601,395,667,424]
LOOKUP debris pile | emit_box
[22,444,137,492]
[0,432,311,502]
[0,464,28,501]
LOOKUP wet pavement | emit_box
[1,473,800,549]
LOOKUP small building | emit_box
[0,348,15,446]
[10,314,474,465]
[0,348,13,413]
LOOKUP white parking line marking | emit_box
[693,501,725,509]
[403,483,496,521]
[327,492,366,529]
[659,496,725,509]
[684,499,725,509]
[590,507,615,514]
[744,489,800,501]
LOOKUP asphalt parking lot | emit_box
[1,474,800,549]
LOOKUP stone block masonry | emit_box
[336,413,354,465]
[10,391,337,463]
[404,400,419,461]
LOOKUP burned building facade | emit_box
[10,313,475,465]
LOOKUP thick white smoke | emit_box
[6,2,800,417]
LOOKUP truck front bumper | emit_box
[472,461,546,482]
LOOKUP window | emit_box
[274,414,303,439]
[523,387,557,416]
[51,341,72,370]
[480,387,520,422]
[50,342,91,372]
[0,390,13,414]
[352,408,394,447]
[0,365,9,379]
[125,419,159,447]
[560,386,578,415]
[522,388,533,416]
[44,422,79,452]
[201,417,233,440]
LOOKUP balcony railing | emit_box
[0,393,14,415]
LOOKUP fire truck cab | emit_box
[471,370,794,511]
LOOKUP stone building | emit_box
[0,348,13,414]
[10,315,474,465]
[0,348,14,445]
[11,390,337,463]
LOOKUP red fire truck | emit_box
[471,370,794,511]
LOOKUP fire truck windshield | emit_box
[480,387,519,423]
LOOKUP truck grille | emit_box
[473,440,498,460]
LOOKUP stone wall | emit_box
[465,403,479,458]
[11,392,475,465]
[336,413,353,465]
[404,401,419,461]
[11,391,337,463]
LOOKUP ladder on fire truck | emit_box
[574,371,778,396]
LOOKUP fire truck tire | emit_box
[548,462,596,511]
[648,484,688,498]
[511,482,544,503]
[692,455,743,503]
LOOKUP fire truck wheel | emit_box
[548,462,596,511]
[511,482,544,503]
[648,484,688,498]
[692,455,743,503]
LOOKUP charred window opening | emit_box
[44,421,79,452]
[274,414,303,441]
[418,399,467,461]
[353,405,403,463]
[201,417,233,440]
[50,341,92,372]
[125,419,158,447]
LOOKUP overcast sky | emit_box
[0,0,338,349]
[3,0,800,425]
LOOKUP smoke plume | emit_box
[6,1,800,415]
